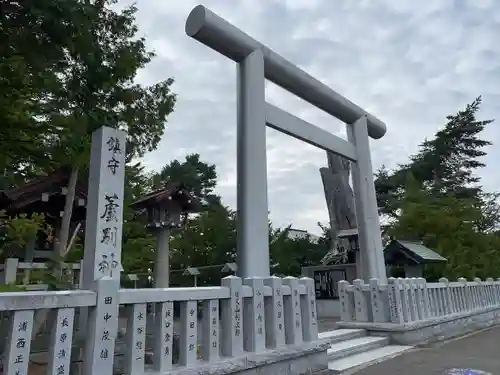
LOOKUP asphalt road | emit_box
[354,326,500,375]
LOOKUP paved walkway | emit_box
[354,325,500,375]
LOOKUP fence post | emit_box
[486,278,494,307]
[243,277,266,353]
[201,299,220,363]
[338,281,352,322]
[47,307,76,375]
[283,276,303,345]
[387,277,404,324]
[438,278,451,314]
[3,258,19,284]
[495,278,500,306]
[473,278,482,309]
[352,279,368,322]
[125,303,148,375]
[399,278,411,322]
[417,277,430,319]
[5,309,34,375]
[409,278,422,321]
[406,278,418,321]
[179,300,198,366]
[457,277,467,312]
[220,276,243,357]
[369,278,385,323]
[299,277,318,341]
[83,277,120,375]
[263,276,286,348]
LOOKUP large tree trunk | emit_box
[320,152,357,264]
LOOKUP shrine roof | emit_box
[130,181,198,212]
[384,239,447,265]
[0,168,88,212]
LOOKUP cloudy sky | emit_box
[124,0,500,235]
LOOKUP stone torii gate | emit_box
[186,5,388,283]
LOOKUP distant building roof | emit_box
[384,240,447,265]
[287,228,320,244]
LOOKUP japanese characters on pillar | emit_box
[263,277,285,348]
[243,277,266,352]
[220,276,243,357]
[125,303,147,375]
[211,304,218,350]
[179,301,198,366]
[98,296,115,361]
[299,277,318,341]
[83,127,126,286]
[5,310,34,375]
[83,278,120,375]
[135,307,146,360]
[234,289,242,337]
[188,305,197,354]
[152,302,174,372]
[283,277,303,345]
[47,308,75,375]
[276,285,284,332]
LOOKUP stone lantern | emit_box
[131,182,198,288]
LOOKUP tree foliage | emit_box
[388,175,500,280]
[379,97,499,279]
[376,97,495,222]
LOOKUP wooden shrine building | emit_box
[384,239,447,278]
[0,168,88,261]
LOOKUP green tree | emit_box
[0,1,78,186]
[33,0,177,258]
[388,174,500,280]
[152,154,221,207]
[169,204,237,286]
[270,226,327,277]
[376,97,494,220]
[121,162,157,273]
[124,155,224,279]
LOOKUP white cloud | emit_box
[124,0,500,235]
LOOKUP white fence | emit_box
[1,275,318,375]
[339,277,500,324]
[0,258,81,287]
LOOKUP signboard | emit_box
[313,269,346,300]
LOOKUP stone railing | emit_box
[0,257,82,288]
[1,275,321,375]
[339,277,500,324]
